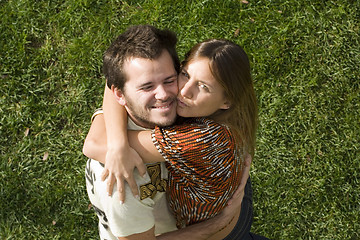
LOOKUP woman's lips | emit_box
[177,98,188,108]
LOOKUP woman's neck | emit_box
[208,109,230,124]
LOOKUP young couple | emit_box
[83,25,266,240]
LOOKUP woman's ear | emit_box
[111,86,126,106]
[220,99,231,110]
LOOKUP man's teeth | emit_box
[153,104,170,109]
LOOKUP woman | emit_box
[84,39,258,238]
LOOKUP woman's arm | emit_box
[82,110,107,164]
[83,111,164,165]
[103,83,145,199]
[83,83,146,202]
[127,130,165,163]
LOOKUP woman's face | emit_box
[177,57,230,118]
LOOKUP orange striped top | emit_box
[152,117,243,228]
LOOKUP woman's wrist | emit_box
[107,142,130,152]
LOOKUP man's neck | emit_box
[127,112,155,129]
[127,117,151,130]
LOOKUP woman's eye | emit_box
[181,71,190,79]
[199,84,209,91]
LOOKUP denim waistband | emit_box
[222,178,253,240]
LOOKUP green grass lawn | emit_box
[1,0,359,239]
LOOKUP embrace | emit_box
[83,25,268,240]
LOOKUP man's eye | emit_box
[164,78,176,84]
[140,86,153,91]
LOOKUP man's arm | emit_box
[158,154,252,240]
[117,155,252,240]
[117,227,157,240]
[117,219,223,240]
[83,111,252,240]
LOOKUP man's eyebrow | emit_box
[137,82,153,89]
[137,73,177,89]
[165,73,178,80]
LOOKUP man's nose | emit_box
[155,85,169,100]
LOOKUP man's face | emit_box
[117,50,178,128]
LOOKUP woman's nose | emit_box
[180,80,193,99]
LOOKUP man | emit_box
[83,25,254,240]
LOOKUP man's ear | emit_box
[111,85,126,106]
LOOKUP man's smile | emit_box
[151,99,175,111]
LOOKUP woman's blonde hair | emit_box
[182,39,258,155]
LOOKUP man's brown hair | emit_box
[103,25,180,90]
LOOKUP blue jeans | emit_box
[223,177,253,240]
[223,179,270,240]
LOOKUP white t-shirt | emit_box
[85,118,177,239]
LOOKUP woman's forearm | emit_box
[82,113,107,164]
[128,130,165,163]
[103,82,129,151]
[83,82,129,164]
[83,82,164,164]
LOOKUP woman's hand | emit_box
[101,146,147,203]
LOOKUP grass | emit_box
[0,0,359,239]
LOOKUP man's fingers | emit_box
[228,154,252,206]
[239,153,251,187]
[244,153,252,167]
[227,189,245,206]
[232,186,244,199]
[240,158,251,185]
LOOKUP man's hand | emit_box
[101,146,147,203]
[217,153,252,225]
